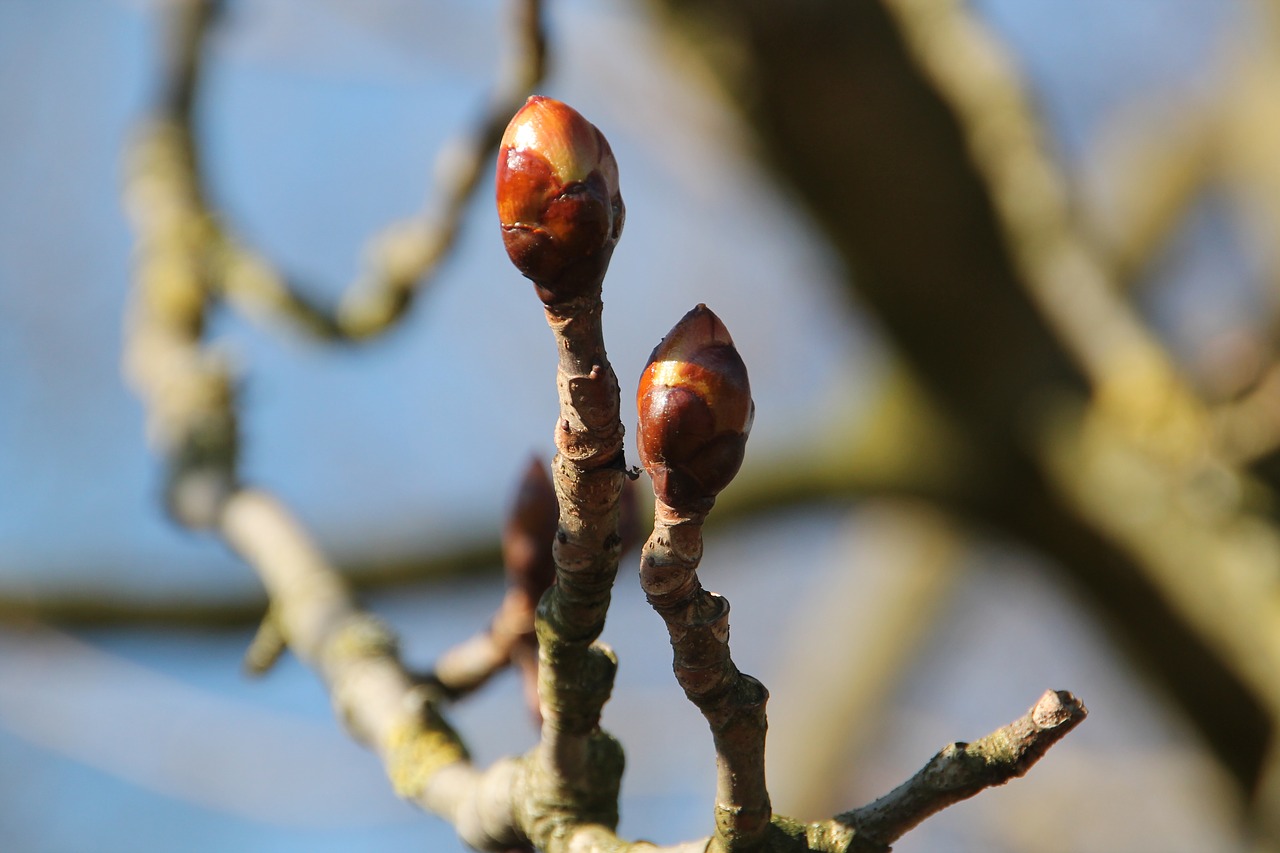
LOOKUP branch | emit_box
[0,537,499,627]
[153,0,547,342]
[640,503,771,852]
[649,0,1279,789]
[218,493,475,805]
[496,97,632,847]
[840,690,1088,848]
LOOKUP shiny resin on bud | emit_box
[496,96,624,301]
[637,305,753,512]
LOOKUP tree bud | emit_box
[637,305,753,512]
[496,96,624,302]
[502,456,559,602]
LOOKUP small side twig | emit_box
[838,689,1088,848]
[433,458,559,714]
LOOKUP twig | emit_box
[839,689,1088,847]
[432,458,558,709]
[0,536,501,628]
[155,0,548,342]
[521,241,631,852]
[640,502,771,852]
[883,0,1185,414]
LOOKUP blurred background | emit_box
[1,0,1274,850]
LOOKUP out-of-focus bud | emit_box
[499,457,559,723]
[502,456,559,602]
[496,96,624,302]
[637,305,753,513]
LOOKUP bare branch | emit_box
[840,690,1088,848]
[523,219,630,853]
[640,503,771,853]
[154,0,548,342]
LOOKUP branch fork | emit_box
[123,9,1088,844]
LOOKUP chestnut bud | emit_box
[496,96,624,302]
[637,305,754,513]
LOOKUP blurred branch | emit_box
[157,0,547,342]
[649,0,1280,796]
[888,0,1280,775]
[883,0,1192,418]
[1082,103,1215,290]
[768,501,963,819]
[0,538,499,628]
[0,364,967,628]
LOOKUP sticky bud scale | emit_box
[496,96,624,302]
[637,305,753,512]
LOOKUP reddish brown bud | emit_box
[637,305,753,513]
[496,96,624,302]
[502,456,559,602]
